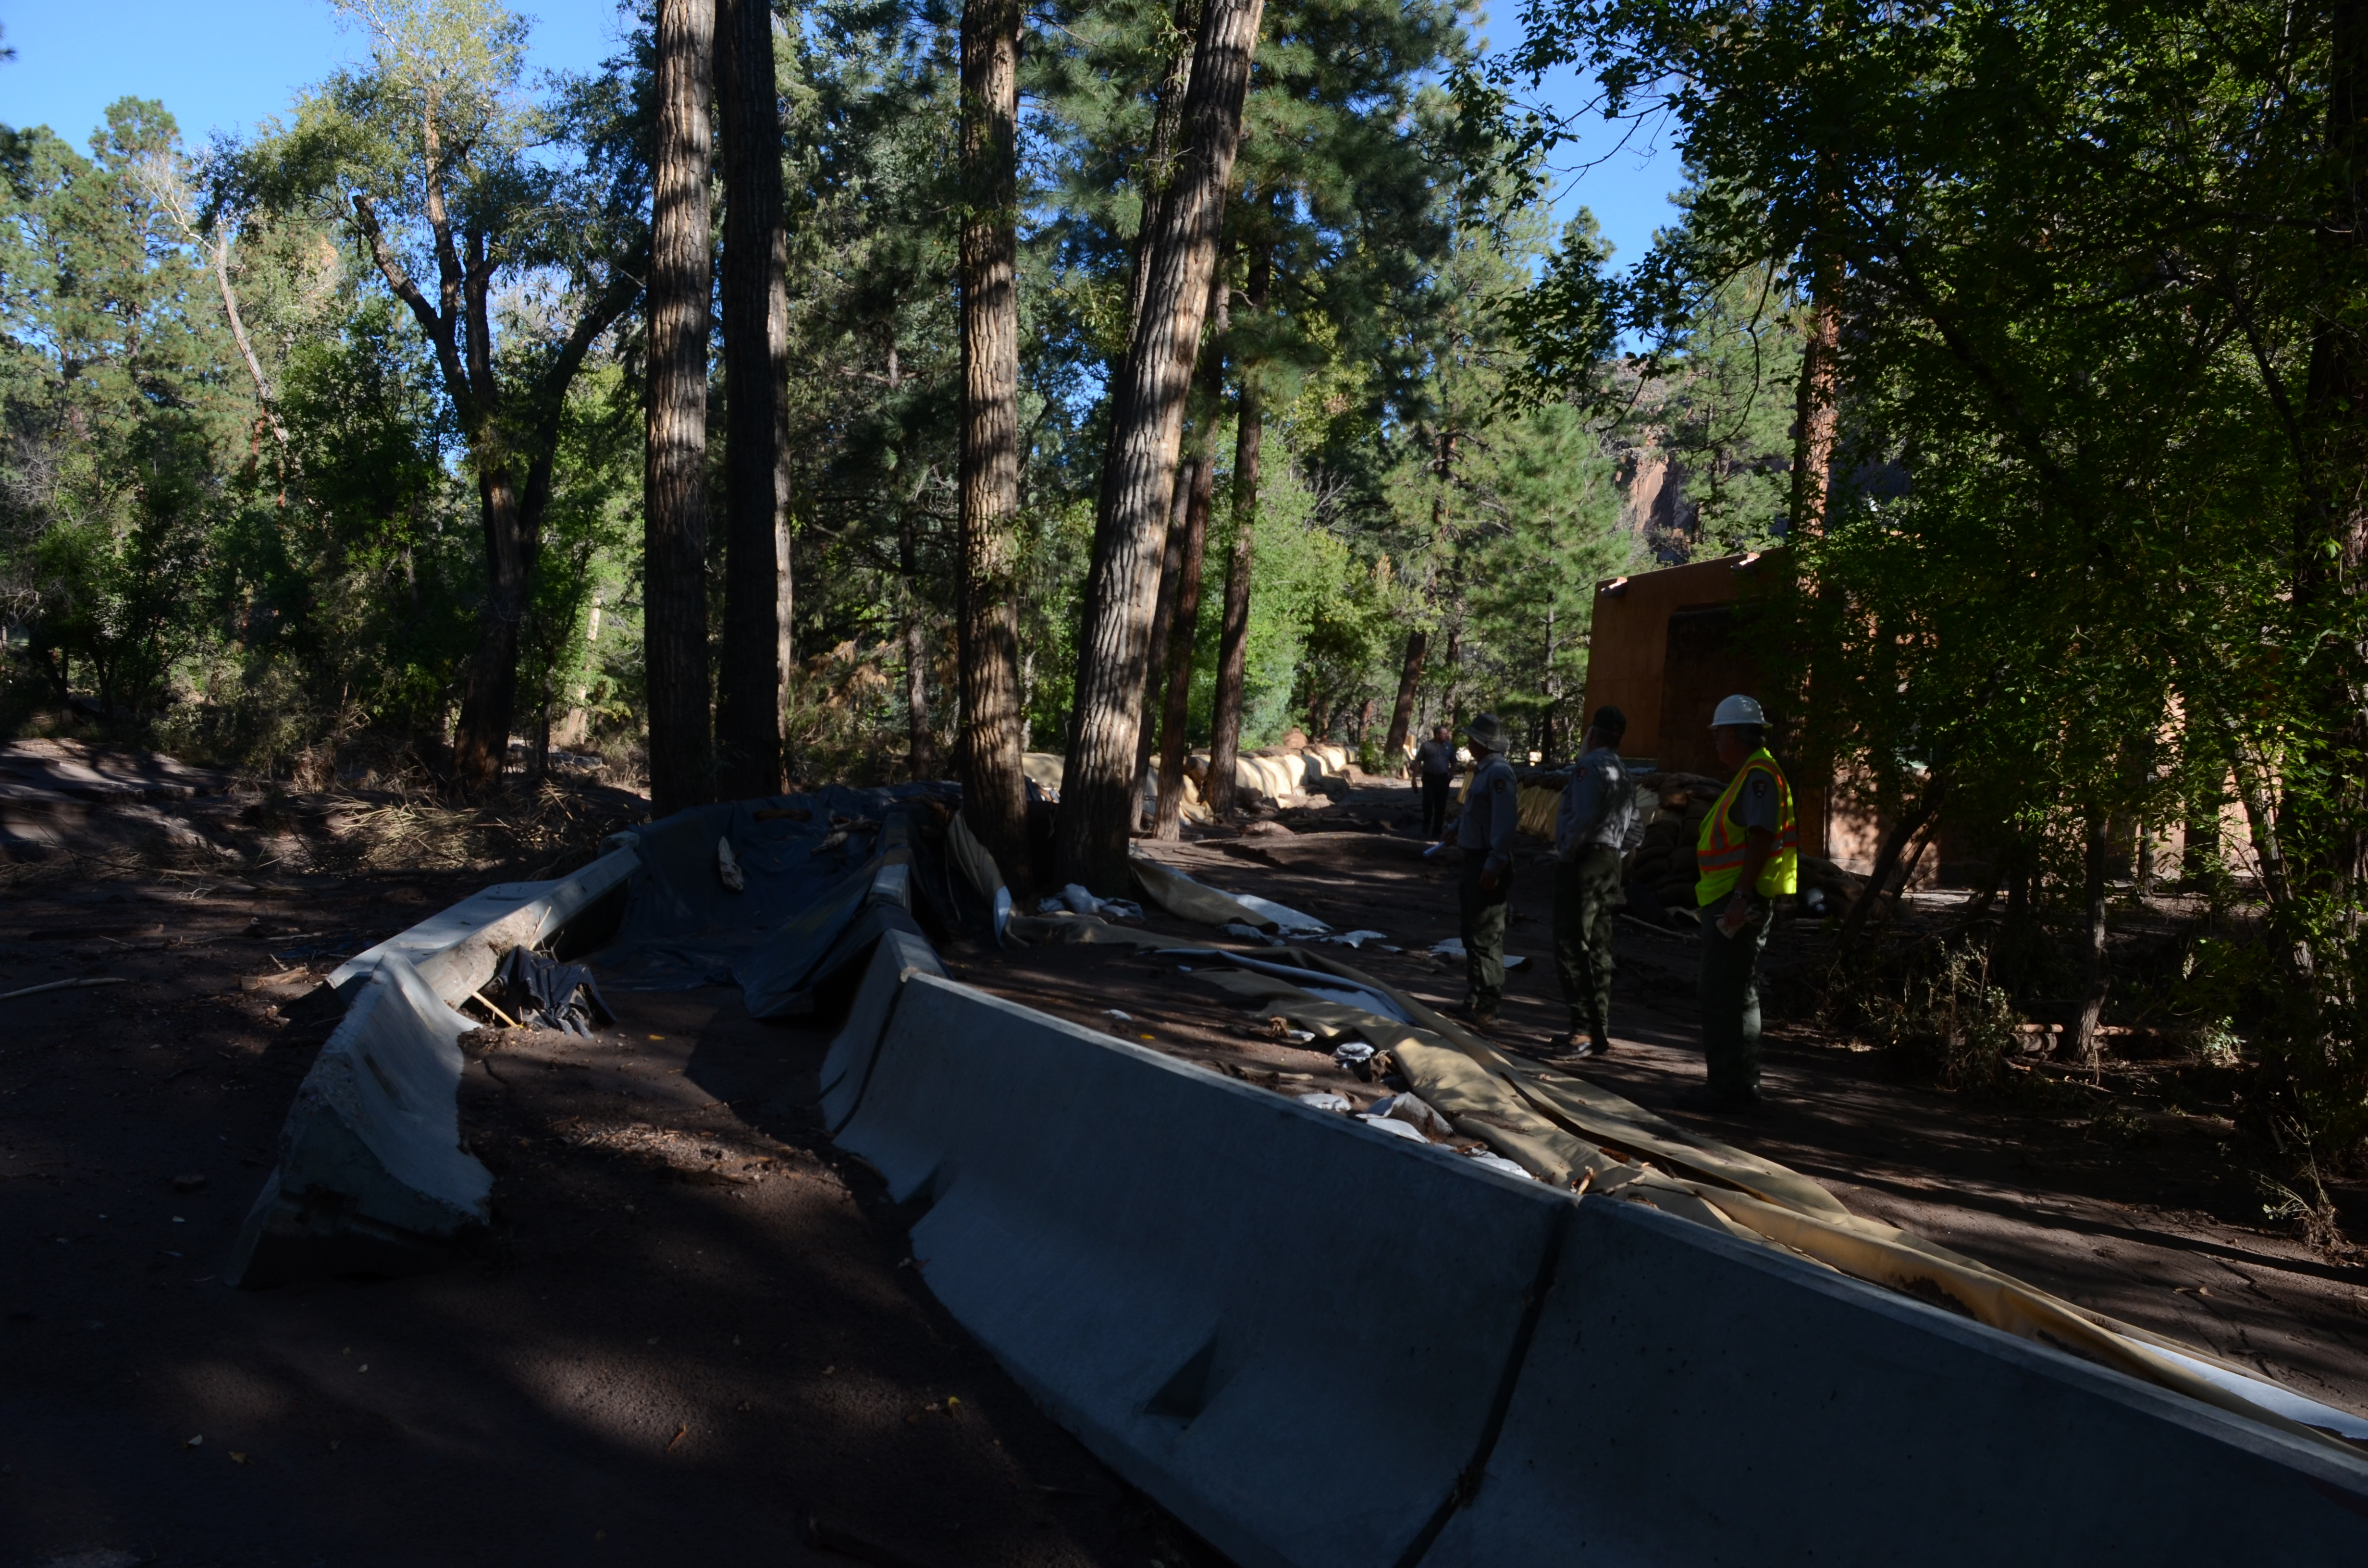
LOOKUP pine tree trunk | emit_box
[1055,0,1266,891]
[1203,243,1269,819]
[776,502,795,752]
[1789,289,1839,540]
[906,614,933,777]
[450,232,529,796]
[1381,628,1426,768]
[715,0,787,800]
[1153,283,1227,840]
[956,0,1030,886]
[1115,0,1207,387]
[2071,811,2113,1068]
[1133,476,1192,821]
[644,0,716,820]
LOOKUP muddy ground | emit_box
[6,772,2367,1566]
[0,868,1222,1568]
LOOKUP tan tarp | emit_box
[1202,943,2364,1457]
[1131,856,1270,930]
[1023,752,1066,794]
[945,809,1007,902]
[1004,912,1171,949]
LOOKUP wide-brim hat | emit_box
[1465,712,1510,753]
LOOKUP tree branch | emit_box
[351,192,476,429]
[519,259,648,524]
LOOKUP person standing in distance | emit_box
[1695,695,1798,1108]
[1456,712,1520,1028]
[1551,706,1634,1058]
[1413,723,1459,841]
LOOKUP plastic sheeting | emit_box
[1130,856,1271,930]
[593,783,964,1013]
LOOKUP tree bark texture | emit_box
[1382,627,1427,767]
[1153,284,1227,840]
[901,514,935,777]
[1118,0,1206,376]
[776,493,796,740]
[956,0,1031,886]
[906,616,934,776]
[1133,479,1192,816]
[1055,0,1266,891]
[1202,241,1269,819]
[643,0,717,820]
[1789,278,1840,541]
[715,0,788,799]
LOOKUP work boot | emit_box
[1458,1000,1498,1031]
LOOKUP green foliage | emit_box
[1501,0,2368,1148]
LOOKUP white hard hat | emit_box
[1711,694,1767,728]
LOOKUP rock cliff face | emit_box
[1616,447,1702,564]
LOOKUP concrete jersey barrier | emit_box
[226,952,491,1287]
[236,843,642,1287]
[327,843,641,1002]
[836,974,1570,1568]
[832,970,2368,1566]
[1426,1198,2368,1563]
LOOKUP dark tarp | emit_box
[489,946,612,1036]
[591,782,985,1017]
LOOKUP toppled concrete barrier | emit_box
[1425,1198,2368,1563]
[238,844,642,1287]
[838,974,1568,1568]
[226,953,491,1288]
[327,843,641,1002]
[817,926,944,1133]
[832,968,2368,1566]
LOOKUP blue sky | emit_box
[0,1,628,147]
[0,0,1682,264]
[1467,4,1685,269]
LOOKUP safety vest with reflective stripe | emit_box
[1695,748,1800,905]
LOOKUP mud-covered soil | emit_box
[0,869,1219,1568]
[9,769,2368,1568]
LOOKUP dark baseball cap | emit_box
[1591,705,1628,736]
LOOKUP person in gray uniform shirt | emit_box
[1455,712,1520,1027]
[1551,705,1634,1057]
[1413,724,1459,840]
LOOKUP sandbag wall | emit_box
[821,946,2368,1566]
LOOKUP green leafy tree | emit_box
[246,0,647,792]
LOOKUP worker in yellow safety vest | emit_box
[1694,694,1799,1109]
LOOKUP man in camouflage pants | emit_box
[1455,712,1520,1027]
[1551,706,1634,1058]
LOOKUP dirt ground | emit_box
[8,771,2368,1567]
[0,867,1222,1568]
